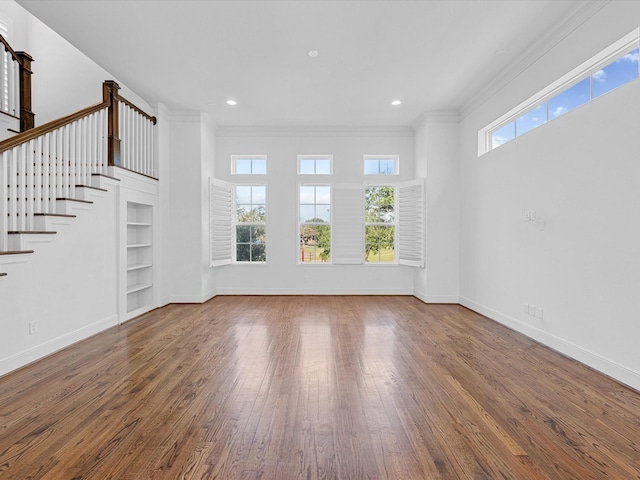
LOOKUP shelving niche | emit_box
[126,201,153,315]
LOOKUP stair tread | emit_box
[76,184,108,192]
[92,173,121,181]
[56,197,93,204]
[34,213,77,218]
[8,231,57,235]
[0,250,34,255]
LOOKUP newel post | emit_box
[104,80,121,167]
[16,51,34,131]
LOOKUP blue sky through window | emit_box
[516,103,547,136]
[593,48,639,97]
[491,122,515,148]
[489,46,639,151]
[548,77,590,119]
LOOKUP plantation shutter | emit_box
[332,183,364,264]
[210,178,233,267]
[397,179,424,268]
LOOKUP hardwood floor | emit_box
[0,296,639,479]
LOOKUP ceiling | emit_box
[17,0,589,129]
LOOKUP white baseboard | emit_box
[459,296,640,392]
[0,314,119,378]
[170,290,217,304]
[413,290,459,304]
[214,287,414,295]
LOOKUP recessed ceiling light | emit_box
[307,49,319,58]
[391,100,402,106]
[226,99,237,106]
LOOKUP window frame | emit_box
[297,155,333,175]
[231,155,268,175]
[233,183,267,264]
[363,155,399,176]
[364,184,398,265]
[298,183,332,265]
[479,28,640,156]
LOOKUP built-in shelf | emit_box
[126,202,153,315]
[127,283,153,295]
[127,263,152,272]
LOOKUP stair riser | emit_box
[92,174,121,190]
[8,234,56,251]
[75,187,107,202]
[33,216,74,231]
[56,200,92,215]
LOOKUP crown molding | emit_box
[459,0,610,120]
[215,125,414,138]
[412,111,460,130]
[164,109,202,123]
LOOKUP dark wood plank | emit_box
[0,296,638,479]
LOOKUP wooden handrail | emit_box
[0,34,34,131]
[0,80,156,155]
[0,99,107,153]
[0,34,21,65]
[116,94,157,124]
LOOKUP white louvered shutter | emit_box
[332,183,364,264]
[210,178,233,267]
[397,179,424,267]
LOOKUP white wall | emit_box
[166,112,217,303]
[214,129,416,294]
[156,104,172,307]
[0,1,151,126]
[200,116,217,299]
[413,114,459,303]
[0,184,119,377]
[458,1,640,390]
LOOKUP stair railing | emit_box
[0,80,156,250]
[0,34,34,131]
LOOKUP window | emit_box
[231,155,267,175]
[235,185,266,262]
[364,155,398,175]
[365,186,396,263]
[298,155,332,175]
[299,185,331,263]
[481,28,640,155]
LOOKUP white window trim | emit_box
[363,154,400,175]
[479,27,640,156]
[231,154,268,175]
[233,183,267,264]
[297,154,333,175]
[298,183,332,265]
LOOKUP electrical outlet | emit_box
[524,303,530,313]
[524,211,530,221]
[536,307,543,319]
[29,320,38,335]
[528,304,536,316]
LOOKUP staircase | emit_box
[0,34,159,379]
[0,78,156,278]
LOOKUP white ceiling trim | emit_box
[413,111,460,129]
[459,0,610,120]
[215,126,415,138]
